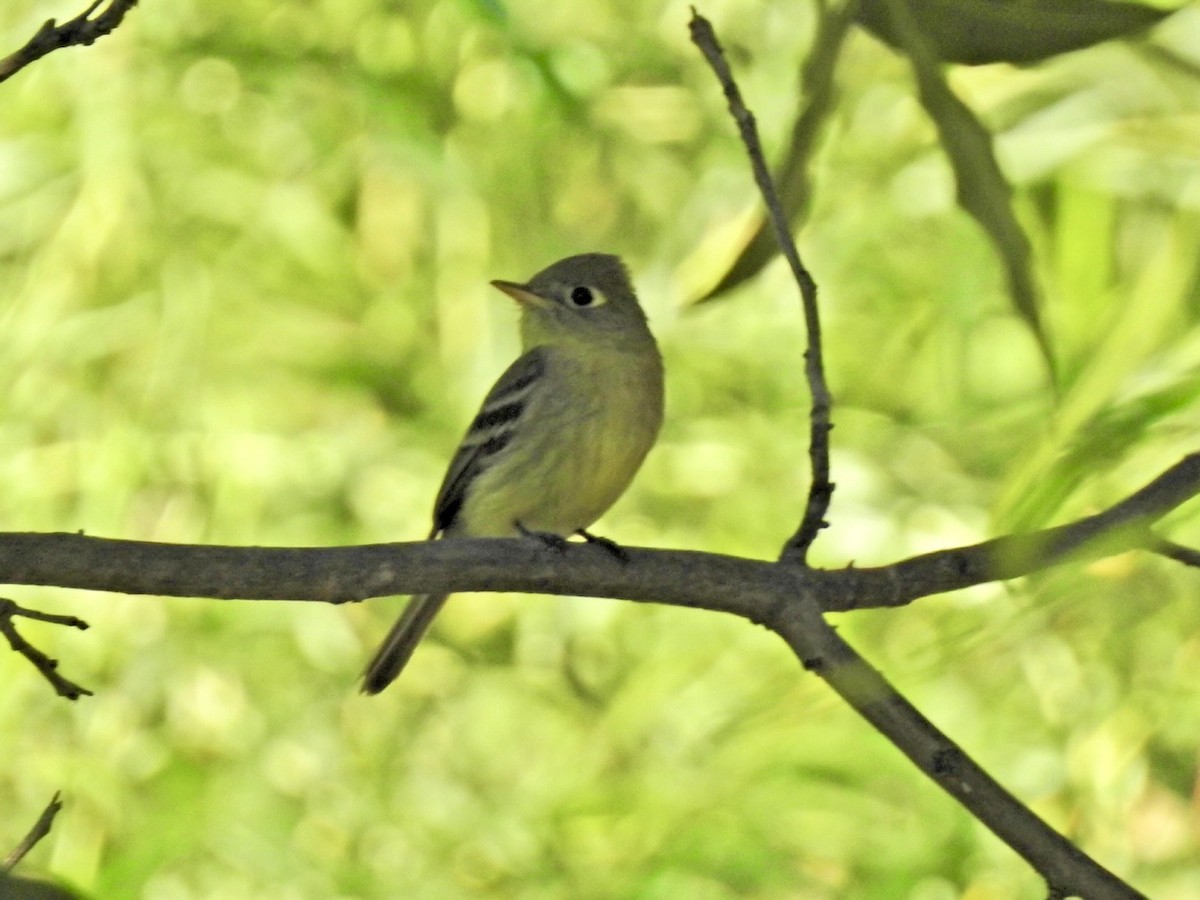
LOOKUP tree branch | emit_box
[1147,533,1200,568]
[0,599,91,700]
[4,793,63,871]
[845,451,1200,611]
[0,454,1195,617]
[768,595,1147,900]
[0,452,1192,893]
[689,10,835,566]
[686,10,1179,895]
[0,0,139,85]
[696,0,856,301]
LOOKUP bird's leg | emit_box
[515,521,571,553]
[576,528,630,563]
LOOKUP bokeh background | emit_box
[3,0,1200,897]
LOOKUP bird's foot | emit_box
[515,521,571,554]
[576,528,630,563]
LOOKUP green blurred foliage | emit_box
[857,0,1171,66]
[0,869,88,899]
[1,0,1200,897]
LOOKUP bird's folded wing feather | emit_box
[431,347,547,534]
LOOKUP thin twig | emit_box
[835,451,1200,611]
[688,9,835,566]
[698,0,857,301]
[3,792,63,870]
[0,598,91,700]
[1147,534,1200,568]
[0,0,140,85]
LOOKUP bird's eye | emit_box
[568,286,595,308]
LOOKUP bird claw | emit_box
[576,529,630,563]
[512,523,630,562]
[515,521,571,553]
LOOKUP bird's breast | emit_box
[460,347,663,537]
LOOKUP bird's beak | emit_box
[491,279,551,309]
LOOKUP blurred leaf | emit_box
[468,0,509,24]
[696,0,1174,303]
[995,220,1198,531]
[857,0,1172,66]
[694,2,855,302]
[883,0,1056,383]
[1012,368,1200,528]
[0,871,88,900]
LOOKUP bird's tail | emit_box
[361,593,450,694]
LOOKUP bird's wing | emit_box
[431,347,547,534]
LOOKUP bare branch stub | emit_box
[688,10,834,566]
[3,792,63,871]
[0,598,92,700]
[0,0,140,85]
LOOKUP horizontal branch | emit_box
[2,455,1189,899]
[0,453,1196,616]
[0,532,786,614]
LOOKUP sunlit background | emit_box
[3,0,1200,897]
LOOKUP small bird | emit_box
[362,253,664,694]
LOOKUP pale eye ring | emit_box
[569,286,595,308]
